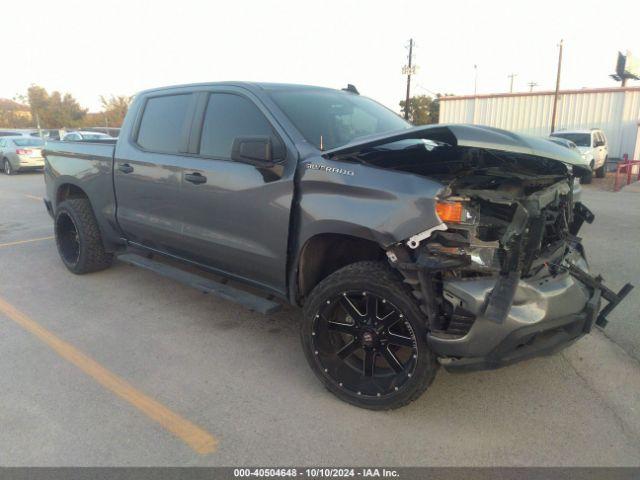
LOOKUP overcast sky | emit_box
[4,0,639,112]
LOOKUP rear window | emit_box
[14,138,44,147]
[550,133,591,147]
[136,94,191,153]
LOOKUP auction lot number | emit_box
[234,468,399,478]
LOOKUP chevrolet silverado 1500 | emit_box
[43,82,632,409]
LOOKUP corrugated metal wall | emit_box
[439,88,640,159]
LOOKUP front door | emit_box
[176,90,296,294]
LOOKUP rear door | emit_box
[175,88,297,294]
[113,91,197,253]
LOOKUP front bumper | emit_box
[428,250,631,372]
[435,287,600,372]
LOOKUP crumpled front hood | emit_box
[323,124,590,174]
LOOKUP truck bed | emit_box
[43,140,119,249]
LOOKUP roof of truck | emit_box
[136,81,345,96]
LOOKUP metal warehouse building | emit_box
[439,87,640,160]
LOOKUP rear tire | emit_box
[54,198,113,274]
[3,159,14,175]
[301,261,438,410]
[596,159,606,178]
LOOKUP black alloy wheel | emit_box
[311,291,418,397]
[55,210,81,266]
[301,261,438,409]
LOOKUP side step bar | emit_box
[117,253,282,315]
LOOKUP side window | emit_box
[199,93,275,159]
[137,94,191,154]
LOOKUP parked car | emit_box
[81,127,121,138]
[62,131,114,141]
[42,82,632,409]
[1,136,45,175]
[0,129,37,137]
[550,129,609,183]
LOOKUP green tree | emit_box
[0,99,32,128]
[27,85,87,128]
[99,95,132,127]
[399,94,449,125]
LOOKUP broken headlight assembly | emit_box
[431,199,501,273]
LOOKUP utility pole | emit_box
[528,81,538,92]
[508,73,517,93]
[473,64,478,96]
[550,39,564,134]
[403,38,414,120]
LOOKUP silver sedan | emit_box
[0,136,45,175]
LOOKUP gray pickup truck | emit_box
[43,82,632,409]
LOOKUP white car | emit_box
[550,129,608,183]
[62,131,113,141]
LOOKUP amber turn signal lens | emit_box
[435,201,464,223]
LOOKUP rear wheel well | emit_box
[296,234,386,303]
[56,183,89,207]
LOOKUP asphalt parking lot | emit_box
[1,172,640,466]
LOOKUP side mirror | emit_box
[231,136,284,166]
[593,140,603,147]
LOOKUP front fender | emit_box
[295,157,444,250]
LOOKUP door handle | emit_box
[118,163,134,174]
[184,172,207,184]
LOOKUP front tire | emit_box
[582,161,594,184]
[596,158,606,178]
[54,198,113,274]
[301,261,438,410]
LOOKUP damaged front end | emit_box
[325,125,633,371]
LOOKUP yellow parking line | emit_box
[0,236,54,248]
[24,194,43,201]
[0,296,218,454]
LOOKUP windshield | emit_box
[551,133,591,147]
[269,89,410,150]
[14,138,44,147]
